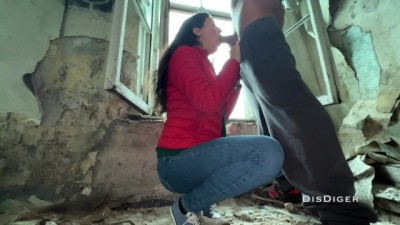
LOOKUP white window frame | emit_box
[106,0,338,116]
[104,0,164,114]
[284,0,339,105]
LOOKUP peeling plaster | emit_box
[342,26,381,100]
[331,47,361,107]
[0,0,64,119]
[331,0,400,91]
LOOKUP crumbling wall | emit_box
[329,0,400,213]
[0,37,169,204]
[329,0,400,106]
[0,0,64,119]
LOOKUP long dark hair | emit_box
[154,13,210,113]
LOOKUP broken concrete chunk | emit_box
[376,86,400,113]
[378,142,400,161]
[373,184,400,214]
[375,198,400,215]
[391,136,400,145]
[342,100,392,129]
[80,151,98,175]
[356,140,382,155]
[373,183,400,203]
[349,155,375,178]
[374,164,400,186]
[348,156,375,207]
[28,195,53,207]
[8,220,43,225]
[361,115,384,138]
[338,127,365,159]
[367,152,390,164]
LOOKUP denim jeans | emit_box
[157,135,284,213]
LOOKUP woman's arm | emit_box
[169,46,240,115]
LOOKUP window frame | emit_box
[284,0,339,105]
[104,0,164,114]
[105,0,338,117]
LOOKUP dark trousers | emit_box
[239,17,377,224]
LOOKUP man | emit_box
[229,0,378,224]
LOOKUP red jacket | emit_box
[157,46,241,149]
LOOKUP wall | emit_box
[0,0,64,119]
[330,0,400,106]
[0,37,153,203]
[0,0,115,120]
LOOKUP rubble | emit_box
[340,99,400,216]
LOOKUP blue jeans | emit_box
[157,135,284,213]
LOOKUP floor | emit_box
[99,195,399,225]
[3,194,399,225]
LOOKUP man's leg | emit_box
[239,17,377,223]
[243,79,301,204]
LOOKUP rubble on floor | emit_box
[1,194,399,225]
[339,99,400,216]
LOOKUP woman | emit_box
[154,13,284,225]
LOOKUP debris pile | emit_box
[338,93,400,215]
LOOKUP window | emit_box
[104,0,167,114]
[283,0,339,105]
[106,0,339,118]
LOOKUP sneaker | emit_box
[170,199,201,225]
[202,204,222,219]
[264,182,302,204]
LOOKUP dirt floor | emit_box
[2,194,400,225]
[100,195,399,225]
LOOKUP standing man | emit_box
[230,0,377,224]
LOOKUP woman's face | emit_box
[194,17,222,54]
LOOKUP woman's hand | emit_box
[230,41,241,62]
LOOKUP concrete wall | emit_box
[0,0,113,120]
[0,0,64,119]
[330,0,400,105]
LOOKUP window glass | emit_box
[120,2,150,100]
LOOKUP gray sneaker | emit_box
[170,199,200,225]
